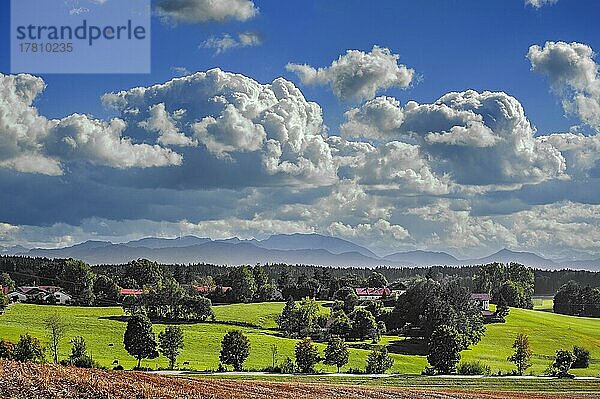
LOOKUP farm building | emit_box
[120,288,145,296]
[471,293,491,311]
[44,291,73,305]
[354,287,391,301]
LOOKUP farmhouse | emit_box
[354,287,391,301]
[8,291,27,303]
[44,291,72,305]
[0,285,8,295]
[471,293,494,317]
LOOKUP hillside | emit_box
[1,303,600,376]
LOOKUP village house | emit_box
[471,293,494,316]
[8,285,68,304]
[7,291,27,303]
[44,291,73,305]
[191,285,233,295]
[354,287,391,302]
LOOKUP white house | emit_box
[8,291,27,303]
[44,291,72,305]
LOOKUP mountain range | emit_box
[3,234,600,270]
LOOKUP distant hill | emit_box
[384,250,461,266]
[15,235,600,270]
[125,236,211,249]
[469,249,559,269]
[256,233,378,258]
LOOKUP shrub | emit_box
[279,356,295,374]
[572,346,590,369]
[13,334,45,363]
[456,361,491,375]
[365,346,394,374]
[0,339,15,360]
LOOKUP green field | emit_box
[0,302,599,376]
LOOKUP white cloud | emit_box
[155,0,258,24]
[328,219,410,242]
[528,41,600,130]
[139,103,197,147]
[201,32,262,55]
[171,66,191,77]
[525,0,558,8]
[0,73,182,175]
[341,90,567,188]
[102,68,338,184]
[286,46,415,101]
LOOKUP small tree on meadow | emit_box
[324,335,349,373]
[277,297,298,336]
[552,349,576,378]
[365,346,394,374]
[124,315,158,369]
[13,334,45,363]
[44,311,68,363]
[572,346,590,369]
[508,333,533,375]
[295,337,320,373]
[219,330,250,371]
[427,325,462,374]
[158,325,185,369]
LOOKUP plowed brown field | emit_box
[1,360,598,399]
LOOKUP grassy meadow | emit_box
[0,301,599,376]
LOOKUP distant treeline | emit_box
[2,256,599,297]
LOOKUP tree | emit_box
[295,337,320,373]
[219,330,250,371]
[93,274,120,305]
[296,297,320,336]
[572,346,591,369]
[123,315,158,369]
[270,344,278,370]
[324,336,349,373]
[227,266,256,303]
[427,325,461,374]
[365,346,394,374]
[158,325,185,369]
[44,311,68,363]
[124,259,163,288]
[333,287,358,314]
[253,265,276,301]
[277,297,299,336]
[508,333,533,375]
[0,339,15,360]
[552,349,576,377]
[0,272,15,292]
[329,310,352,339]
[60,259,95,305]
[366,272,388,288]
[13,334,45,363]
[69,336,95,368]
[0,292,7,313]
[350,308,377,341]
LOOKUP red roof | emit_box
[120,288,144,296]
[354,287,391,297]
[0,285,8,295]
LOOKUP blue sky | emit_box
[1,0,600,260]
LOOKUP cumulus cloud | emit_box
[286,46,415,101]
[139,103,197,147]
[155,0,258,24]
[102,68,337,184]
[328,219,410,242]
[0,73,182,175]
[525,0,558,8]
[201,32,262,55]
[528,41,600,130]
[341,90,567,188]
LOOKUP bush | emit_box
[13,334,45,363]
[365,346,394,374]
[572,346,590,369]
[0,339,15,360]
[113,365,124,370]
[279,356,295,374]
[456,361,491,375]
